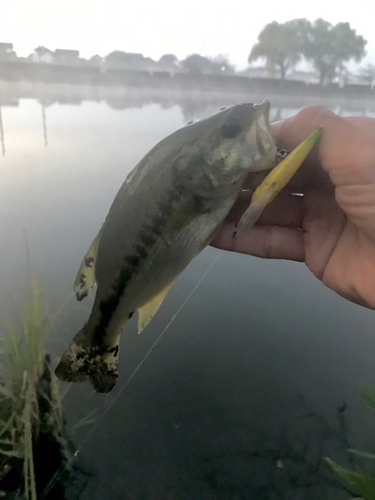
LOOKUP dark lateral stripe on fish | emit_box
[158,201,175,216]
[191,195,206,214]
[93,267,134,342]
[126,254,141,268]
[134,244,148,259]
[92,190,181,342]
[139,229,157,247]
[152,215,166,228]
[166,186,182,203]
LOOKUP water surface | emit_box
[1,89,375,499]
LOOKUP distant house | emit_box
[0,43,17,61]
[30,46,54,63]
[346,73,369,86]
[0,42,13,52]
[54,49,80,65]
[241,66,320,83]
[240,67,267,78]
[288,70,319,84]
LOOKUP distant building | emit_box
[347,73,369,86]
[240,67,267,78]
[241,66,321,83]
[0,43,13,51]
[331,72,369,87]
[54,49,80,65]
[0,43,17,61]
[288,70,319,84]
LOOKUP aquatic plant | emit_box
[327,385,375,500]
[0,279,68,499]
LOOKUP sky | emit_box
[2,0,375,71]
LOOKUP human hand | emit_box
[212,106,375,308]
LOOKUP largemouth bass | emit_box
[55,101,286,393]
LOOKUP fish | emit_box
[55,101,295,394]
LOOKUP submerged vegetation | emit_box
[0,279,73,499]
[327,385,375,499]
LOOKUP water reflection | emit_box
[0,105,5,156]
[1,82,375,498]
[2,79,375,125]
[41,104,48,147]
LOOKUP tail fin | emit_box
[55,327,119,393]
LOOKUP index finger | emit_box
[271,106,375,189]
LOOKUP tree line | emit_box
[2,18,374,86]
[249,18,367,85]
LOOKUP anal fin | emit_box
[74,229,102,301]
[137,283,173,333]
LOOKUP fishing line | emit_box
[75,250,221,456]
[42,251,222,497]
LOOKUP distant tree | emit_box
[303,19,367,85]
[105,51,156,70]
[89,54,104,67]
[34,46,52,56]
[0,43,17,61]
[180,54,215,74]
[180,53,234,74]
[31,46,54,63]
[360,63,375,87]
[105,50,133,65]
[209,54,235,74]
[159,54,179,66]
[249,19,309,79]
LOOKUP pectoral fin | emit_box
[74,230,102,301]
[235,128,321,238]
[137,283,173,334]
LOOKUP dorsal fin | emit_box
[137,283,173,333]
[74,230,102,301]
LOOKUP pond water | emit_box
[1,88,375,499]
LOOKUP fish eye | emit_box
[220,120,241,139]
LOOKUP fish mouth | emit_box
[255,101,277,163]
[244,100,278,173]
[242,149,290,191]
[242,150,290,192]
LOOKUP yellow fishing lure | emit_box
[235,128,321,237]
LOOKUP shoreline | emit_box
[1,80,375,117]
[0,60,374,104]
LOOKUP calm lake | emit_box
[1,88,375,499]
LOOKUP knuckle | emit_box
[295,106,336,126]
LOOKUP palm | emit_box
[303,185,375,307]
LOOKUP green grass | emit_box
[326,384,375,500]
[0,279,65,500]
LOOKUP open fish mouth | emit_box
[235,128,322,238]
[243,101,278,173]
[242,149,290,192]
